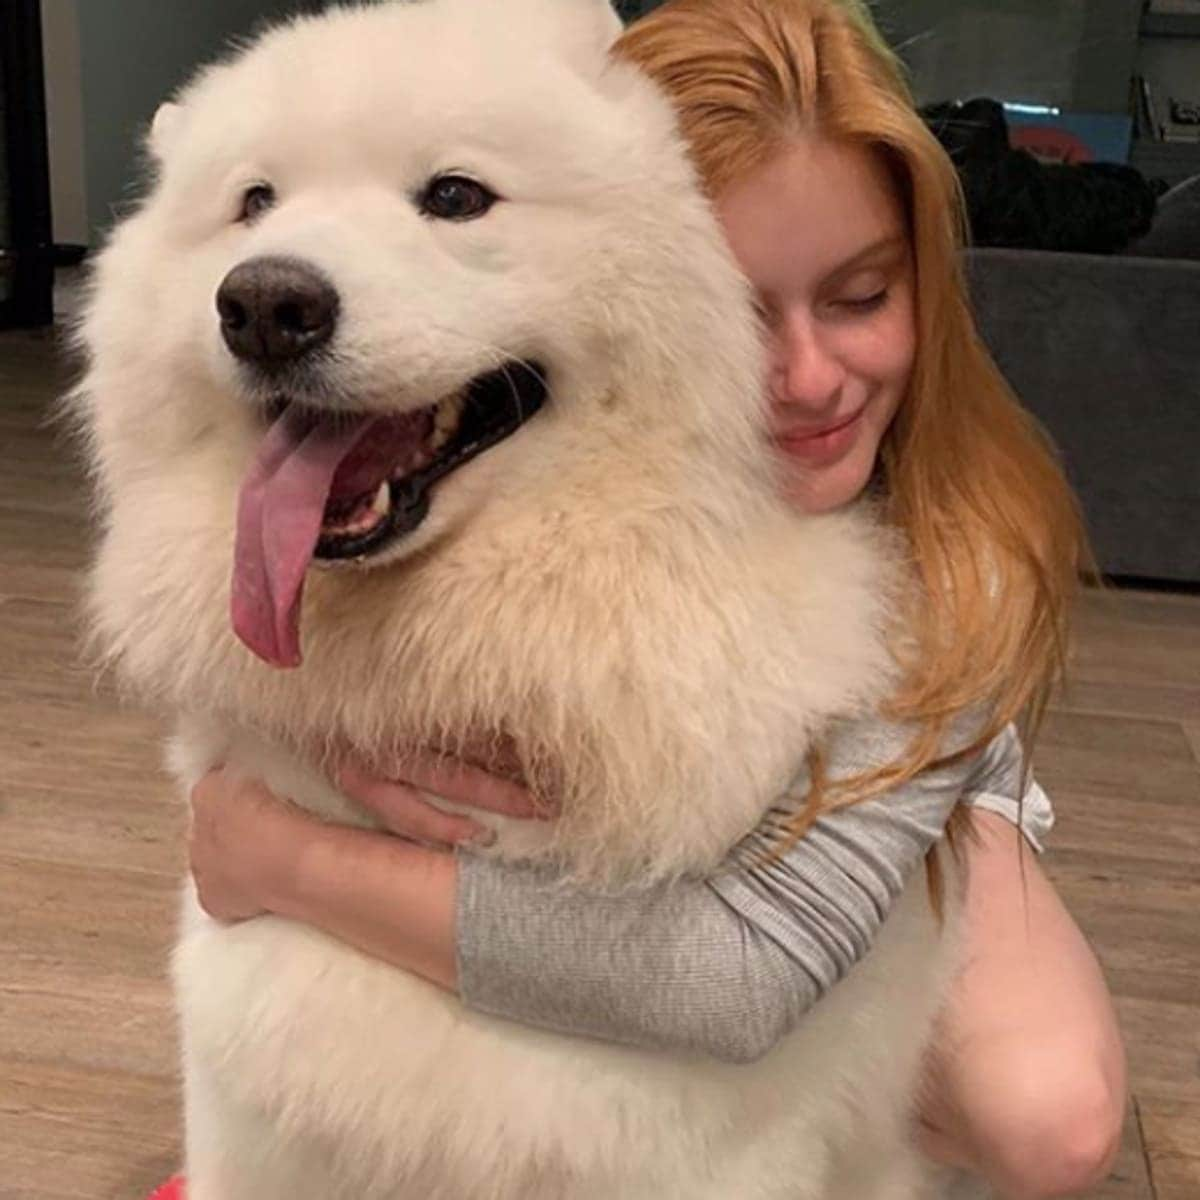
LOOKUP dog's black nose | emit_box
[216,256,339,368]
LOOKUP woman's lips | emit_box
[775,406,866,467]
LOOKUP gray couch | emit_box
[966,245,1200,584]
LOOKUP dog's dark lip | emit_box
[303,359,547,561]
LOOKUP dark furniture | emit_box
[0,0,54,328]
[967,241,1200,584]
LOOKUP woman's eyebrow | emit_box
[822,234,908,288]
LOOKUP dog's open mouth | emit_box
[231,361,546,669]
[310,361,547,560]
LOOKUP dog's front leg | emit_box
[182,1056,340,1200]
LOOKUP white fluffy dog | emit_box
[75,1,957,1196]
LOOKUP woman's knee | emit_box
[973,1052,1125,1198]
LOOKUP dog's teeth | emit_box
[438,394,465,430]
[430,394,465,450]
[371,481,391,517]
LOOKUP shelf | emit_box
[1133,138,1200,155]
[1140,11,1200,38]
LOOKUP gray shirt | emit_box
[456,717,1052,1063]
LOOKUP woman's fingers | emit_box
[338,766,494,846]
[188,769,299,921]
[391,754,549,820]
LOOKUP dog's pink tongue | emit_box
[232,410,377,669]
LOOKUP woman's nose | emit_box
[770,316,845,413]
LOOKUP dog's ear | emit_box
[551,0,625,52]
[148,102,184,163]
[494,0,623,74]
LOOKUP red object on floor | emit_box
[146,1178,186,1200]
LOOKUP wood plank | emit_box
[1114,998,1200,1103]
[1138,1097,1200,1200]
[1055,590,1200,723]
[1032,711,1200,808]
[1042,864,1200,1007]
[0,1058,181,1200]
[1095,1105,1155,1200]
[0,699,169,792]
[1183,723,1200,765]
[1057,680,1200,727]
[0,856,181,986]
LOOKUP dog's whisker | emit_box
[422,323,552,429]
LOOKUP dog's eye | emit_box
[419,175,498,221]
[239,184,276,223]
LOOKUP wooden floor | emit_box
[1,319,1198,1200]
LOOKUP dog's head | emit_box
[77,0,765,674]
[70,1,900,883]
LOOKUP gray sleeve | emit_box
[456,716,983,1063]
[960,723,1056,851]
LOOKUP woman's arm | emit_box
[190,768,467,989]
[454,788,953,1061]
[192,761,917,1057]
[191,715,985,1060]
[456,715,1055,1059]
[193,761,952,1061]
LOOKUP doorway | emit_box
[0,0,54,329]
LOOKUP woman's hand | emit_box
[189,768,316,923]
[186,750,555,991]
[337,754,554,846]
[188,764,466,989]
[188,753,554,930]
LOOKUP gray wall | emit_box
[634,0,1145,115]
[872,0,1144,114]
[76,1,310,242]
[62,0,1155,243]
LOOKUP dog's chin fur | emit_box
[74,1,956,1195]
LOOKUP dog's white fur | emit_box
[75,2,957,1196]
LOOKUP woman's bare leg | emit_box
[918,810,1126,1199]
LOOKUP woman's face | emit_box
[716,133,917,514]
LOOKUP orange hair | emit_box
[616,0,1090,834]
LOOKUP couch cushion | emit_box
[966,247,1200,583]
[1127,175,1200,260]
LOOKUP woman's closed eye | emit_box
[835,288,889,314]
